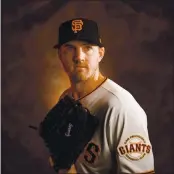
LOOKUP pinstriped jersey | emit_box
[61,78,155,174]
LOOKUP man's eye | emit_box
[84,46,92,51]
[63,46,74,53]
[67,46,74,50]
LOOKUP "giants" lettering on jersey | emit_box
[119,143,151,154]
[117,135,152,161]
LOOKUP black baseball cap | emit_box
[53,18,103,49]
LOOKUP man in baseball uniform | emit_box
[53,18,155,174]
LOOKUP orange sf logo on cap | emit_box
[72,19,83,33]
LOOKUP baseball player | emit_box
[53,18,155,174]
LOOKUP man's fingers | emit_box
[48,156,54,167]
[68,165,77,174]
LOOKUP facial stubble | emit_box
[71,68,89,83]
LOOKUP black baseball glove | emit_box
[39,95,99,173]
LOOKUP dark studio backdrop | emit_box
[1,0,174,174]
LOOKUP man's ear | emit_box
[98,47,105,62]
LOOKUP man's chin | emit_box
[71,73,89,83]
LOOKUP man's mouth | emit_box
[74,66,87,72]
[76,66,86,68]
[75,65,87,68]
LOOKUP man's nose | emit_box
[73,47,85,63]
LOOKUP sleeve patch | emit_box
[117,135,151,161]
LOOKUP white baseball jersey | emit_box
[61,78,155,174]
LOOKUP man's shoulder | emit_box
[102,79,147,125]
[101,79,134,104]
[101,79,144,112]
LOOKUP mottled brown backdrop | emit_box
[2,0,174,174]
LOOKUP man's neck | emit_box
[70,73,106,100]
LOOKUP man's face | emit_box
[58,40,105,83]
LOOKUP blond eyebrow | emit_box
[81,43,90,45]
[81,43,94,46]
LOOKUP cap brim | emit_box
[53,39,103,49]
[76,38,104,47]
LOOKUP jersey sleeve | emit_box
[111,102,155,174]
